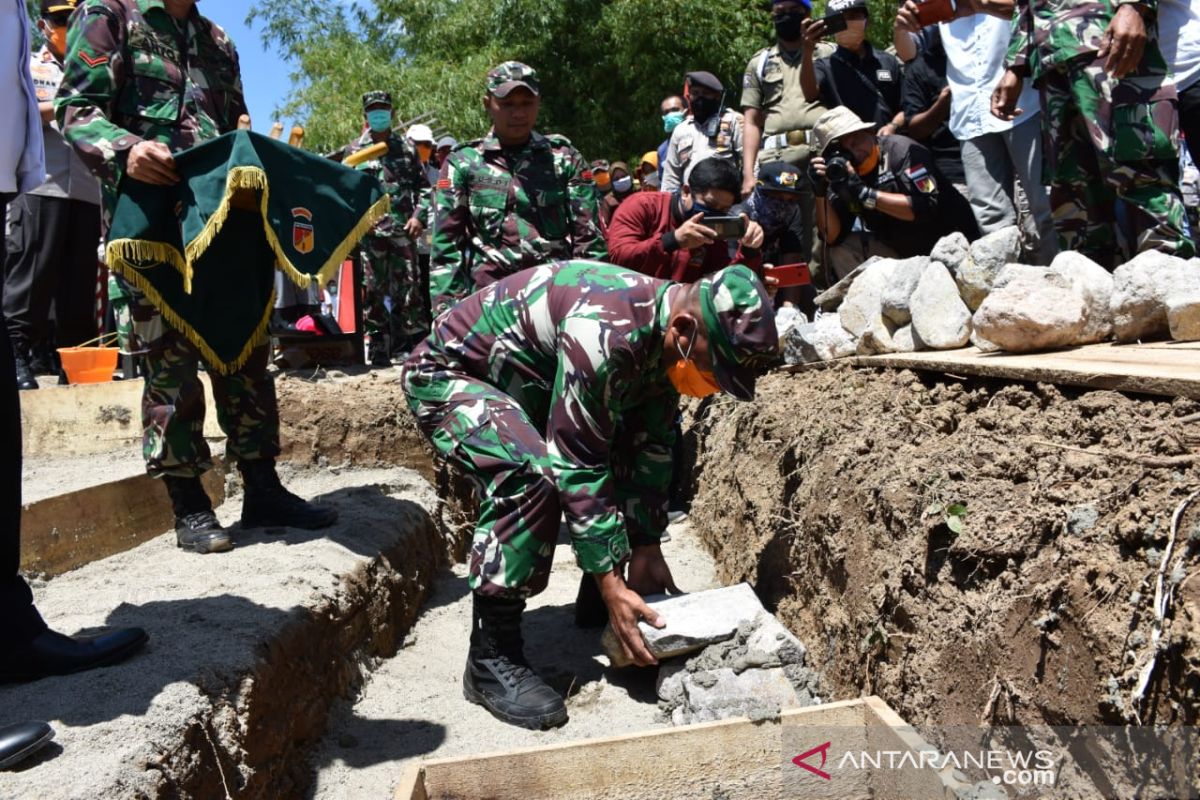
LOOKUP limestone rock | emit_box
[782,314,858,364]
[972,270,1089,352]
[1167,291,1200,341]
[891,324,917,352]
[774,305,806,339]
[880,256,931,326]
[841,259,898,353]
[929,231,970,274]
[956,226,1022,310]
[1111,250,1200,342]
[1049,251,1113,341]
[602,583,765,668]
[814,256,879,311]
[910,262,972,350]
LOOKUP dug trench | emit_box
[282,366,1199,792]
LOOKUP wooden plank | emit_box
[398,696,956,800]
[845,342,1200,399]
[20,377,224,457]
[19,463,226,577]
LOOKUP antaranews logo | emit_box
[791,741,832,780]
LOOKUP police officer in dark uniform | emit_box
[808,107,978,279]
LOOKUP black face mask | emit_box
[690,95,721,123]
[774,11,805,42]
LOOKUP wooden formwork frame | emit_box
[395,696,973,800]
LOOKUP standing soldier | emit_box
[429,62,607,317]
[56,0,337,554]
[993,0,1195,265]
[401,261,779,729]
[333,92,431,363]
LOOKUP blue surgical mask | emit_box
[612,175,634,193]
[663,110,685,134]
[366,109,392,133]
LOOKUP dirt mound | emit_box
[687,365,1199,748]
[276,368,432,480]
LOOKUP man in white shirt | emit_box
[1159,0,1200,161]
[895,0,1056,264]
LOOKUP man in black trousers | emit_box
[0,0,147,770]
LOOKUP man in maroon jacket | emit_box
[607,157,764,282]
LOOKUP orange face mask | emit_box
[594,171,611,190]
[856,143,881,176]
[666,336,720,398]
[47,25,67,57]
[416,143,433,162]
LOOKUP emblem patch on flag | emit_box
[292,207,314,254]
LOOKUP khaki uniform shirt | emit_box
[660,109,744,193]
[740,43,832,165]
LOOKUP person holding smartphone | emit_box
[606,157,765,283]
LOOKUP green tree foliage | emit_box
[249,0,899,158]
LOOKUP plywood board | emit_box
[845,342,1200,399]
[395,696,964,800]
[19,377,224,457]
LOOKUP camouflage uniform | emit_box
[1007,0,1195,264]
[429,62,607,317]
[56,0,279,476]
[401,261,777,598]
[334,93,431,350]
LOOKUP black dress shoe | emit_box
[0,721,54,770]
[0,627,149,683]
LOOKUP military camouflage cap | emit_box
[812,106,874,155]
[486,62,540,98]
[697,264,779,401]
[591,159,611,173]
[757,160,804,194]
[362,90,393,110]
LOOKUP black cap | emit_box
[756,161,805,194]
[41,0,78,15]
[685,71,724,93]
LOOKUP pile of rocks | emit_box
[781,227,1200,363]
[600,584,822,725]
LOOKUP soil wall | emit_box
[686,365,1200,740]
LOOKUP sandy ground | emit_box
[0,466,438,800]
[309,516,720,800]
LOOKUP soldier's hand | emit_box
[675,212,718,250]
[740,215,765,250]
[404,216,424,239]
[126,140,179,185]
[626,543,681,597]
[990,70,1024,121]
[596,570,664,666]
[1100,4,1147,79]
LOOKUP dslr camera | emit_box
[824,147,853,185]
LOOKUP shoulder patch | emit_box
[79,51,110,67]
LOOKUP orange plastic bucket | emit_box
[57,346,119,384]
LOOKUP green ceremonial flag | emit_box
[105,130,389,374]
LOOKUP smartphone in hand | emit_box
[821,11,848,34]
[702,214,748,240]
[764,263,811,288]
[915,0,955,26]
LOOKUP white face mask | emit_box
[612,176,634,193]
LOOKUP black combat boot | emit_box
[163,475,232,554]
[12,351,37,391]
[238,459,338,530]
[463,593,568,730]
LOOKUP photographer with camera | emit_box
[809,107,978,280]
[607,157,764,282]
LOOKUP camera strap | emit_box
[832,50,889,113]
